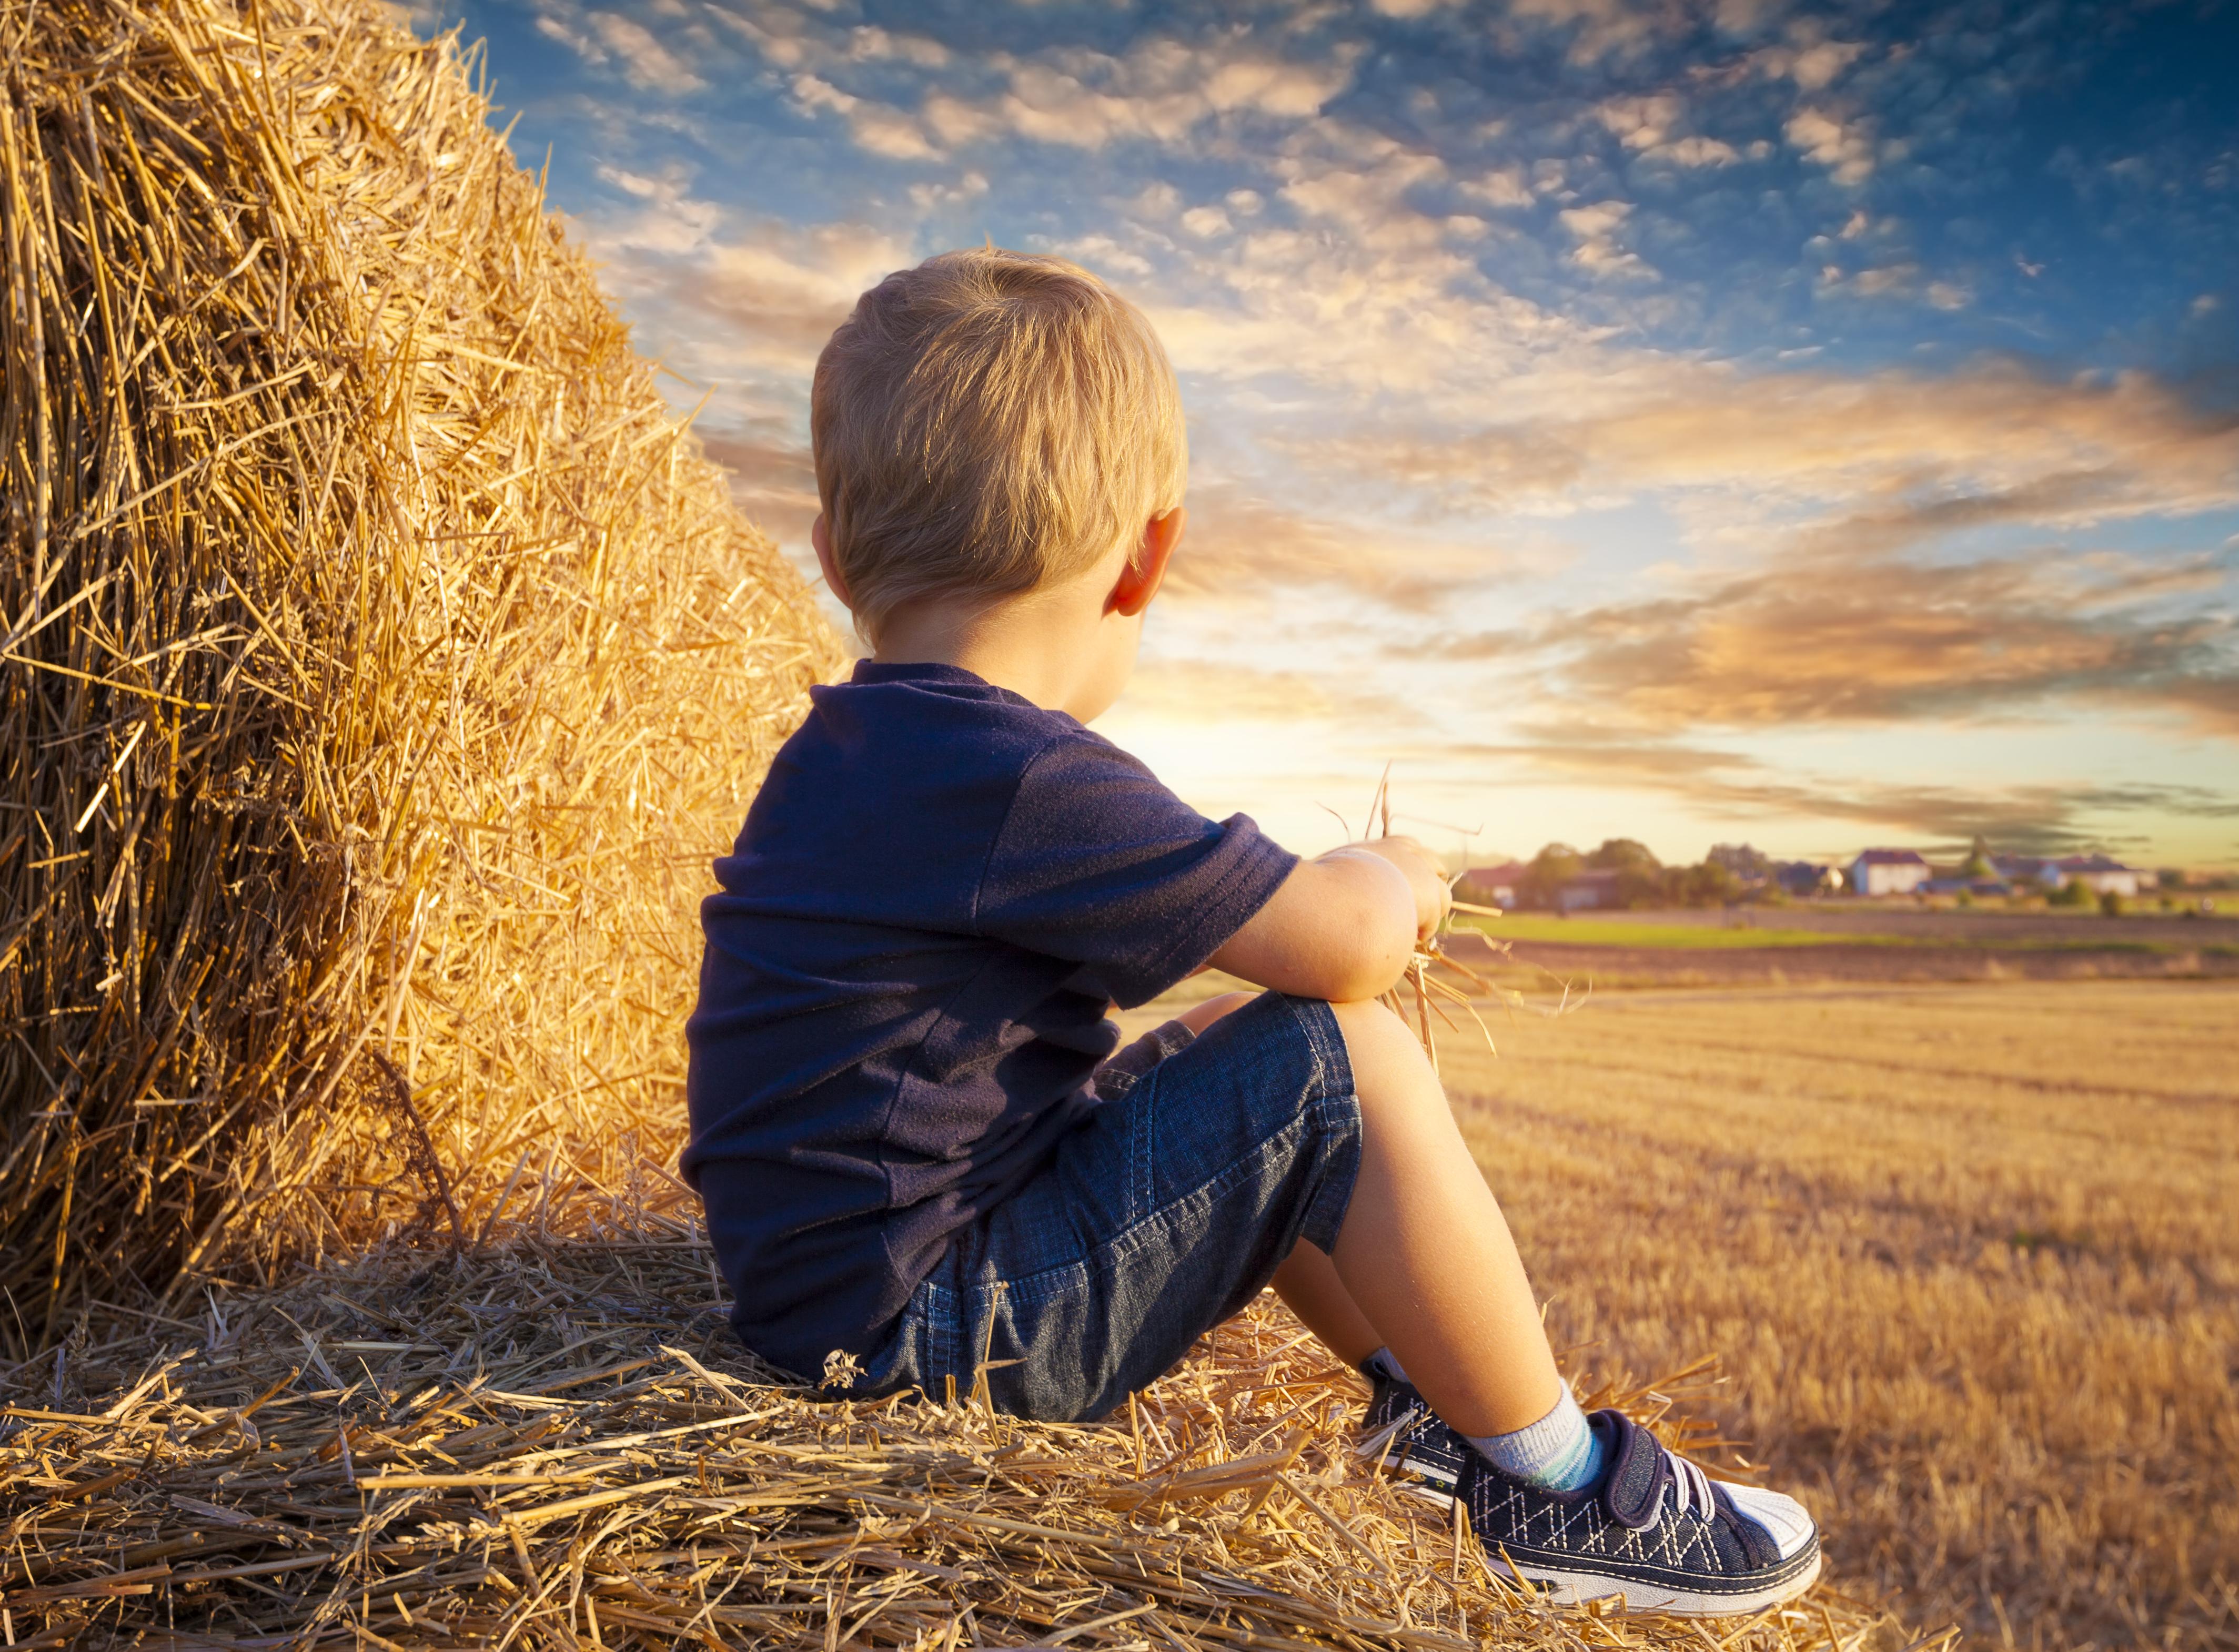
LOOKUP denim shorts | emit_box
[846,991,1360,1422]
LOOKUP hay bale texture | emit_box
[0,0,841,1344]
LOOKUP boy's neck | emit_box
[870,555,1137,723]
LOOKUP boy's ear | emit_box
[1108,507,1185,619]
[811,513,852,609]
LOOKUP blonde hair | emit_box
[811,249,1187,644]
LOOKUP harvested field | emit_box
[1371,980,2236,1652]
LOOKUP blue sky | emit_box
[422,0,2239,868]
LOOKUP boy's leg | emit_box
[1171,990,1257,1035]
[1269,1241,1379,1364]
[1308,998,1564,1437]
[1188,989,1560,1434]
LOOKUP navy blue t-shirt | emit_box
[684,661,1298,1379]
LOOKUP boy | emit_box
[686,249,1819,1616]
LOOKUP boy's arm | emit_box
[1208,837,1450,1002]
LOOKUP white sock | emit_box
[1466,1386,1605,1491]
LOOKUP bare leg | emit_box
[1170,989,1558,1434]
[1271,1241,1379,1366]
[1320,997,1564,1436]
[1172,990,1256,1036]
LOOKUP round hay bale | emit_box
[0,0,841,1345]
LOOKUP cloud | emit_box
[1442,731,2239,853]
[1650,136,1744,167]
[1743,37,1868,93]
[1459,166,1534,208]
[1436,545,2238,734]
[1114,660,1419,727]
[698,425,820,550]
[1164,483,1554,610]
[1281,361,2239,525]
[530,0,709,94]
[1592,93,1748,169]
[1786,106,1876,184]
[860,33,1362,159]
[1507,0,1683,64]
[1595,94,1685,151]
[591,12,705,94]
[788,73,938,159]
[1558,198,1653,278]
[588,206,909,379]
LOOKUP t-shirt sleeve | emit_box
[975,732,1298,1008]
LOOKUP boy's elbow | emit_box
[1305,922,1416,1005]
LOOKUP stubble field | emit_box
[1134,976,2237,1649]
[1428,980,2236,1650]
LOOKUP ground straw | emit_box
[0,1218,1918,1652]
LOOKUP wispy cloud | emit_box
[1279,362,2239,523]
[1463,547,2236,732]
[1439,732,2239,855]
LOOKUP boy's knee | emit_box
[1326,997,1437,1087]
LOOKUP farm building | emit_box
[1849,848,1933,897]
[1777,861,1845,896]
[1924,877,2013,898]
[1456,860,1530,907]
[1556,869,1623,911]
[2052,855,2153,897]
[1994,854,2152,896]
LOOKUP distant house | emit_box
[1456,861,1530,909]
[1776,861,1843,897]
[1556,869,1622,913]
[1923,876,2013,898]
[1992,855,2061,890]
[2052,855,2151,897]
[1849,848,1932,897]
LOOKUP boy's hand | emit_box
[1337,836,1451,944]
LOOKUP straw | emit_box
[0,0,841,1345]
[0,1230,1917,1652]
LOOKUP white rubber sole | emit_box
[1494,1548,1824,1617]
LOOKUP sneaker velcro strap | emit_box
[1597,1412,1669,1530]
[1711,1483,1783,1569]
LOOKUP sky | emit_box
[418,0,2239,870]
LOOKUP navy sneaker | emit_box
[1460,1408,1820,1615]
[1354,1357,1468,1503]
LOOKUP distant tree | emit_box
[2047,878,2092,908]
[1522,843,1582,909]
[2099,890,2124,917]
[1665,860,1741,908]
[1707,843,1772,879]
[1581,838,1666,907]
[1958,835,1996,879]
[1585,838,1661,874]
